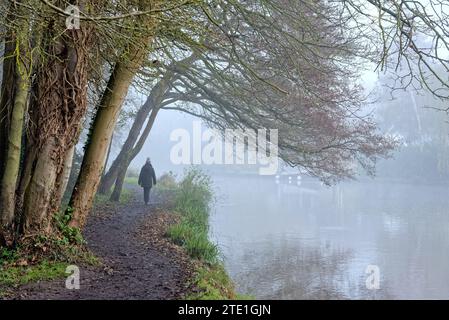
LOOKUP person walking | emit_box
[138,158,157,205]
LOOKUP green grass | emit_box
[124,176,138,186]
[168,223,219,263]
[0,260,68,287]
[94,193,111,205]
[184,264,254,300]
[119,187,133,203]
[166,167,249,300]
[166,168,218,264]
[94,187,133,204]
[186,264,236,300]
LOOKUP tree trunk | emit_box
[20,16,93,235]
[22,138,59,233]
[0,64,30,226]
[68,37,153,228]
[99,70,174,195]
[101,134,114,179]
[109,105,161,201]
[0,9,31,241]
[97,103,153,195]
[14,146,37,235]
[0,40,15,184]
[109,162,128,202]
[54,145,75,208]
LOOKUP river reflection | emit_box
[209,175,449,299]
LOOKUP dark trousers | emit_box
[143,187,151,204]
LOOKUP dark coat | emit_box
[138,163,156,188]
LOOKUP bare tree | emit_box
[341,0,449,101]
[101,0,396,203]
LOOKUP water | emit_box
[209,175,449,299]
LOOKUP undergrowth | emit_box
[0,207,99,297]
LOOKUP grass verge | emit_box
[166,167,248,300]
[0,259,68,287]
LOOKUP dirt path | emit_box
[13,186,193,300]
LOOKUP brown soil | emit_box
[6,187,195,300]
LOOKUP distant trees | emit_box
[341,0,449,100]
[375,73,449,182]
[338,0,449,181]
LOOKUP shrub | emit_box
[157,171,178,190]
[165,167,248,300]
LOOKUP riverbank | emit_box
[160,169,242,299]
[0,169,239,300]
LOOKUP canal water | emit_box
[209,175,449,299]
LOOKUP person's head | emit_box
[146,157,151,164]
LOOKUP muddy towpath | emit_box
[10,186,194,300]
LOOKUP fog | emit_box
[4,0,449,302]
[113,70,449,299]
[129,110,194,176]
